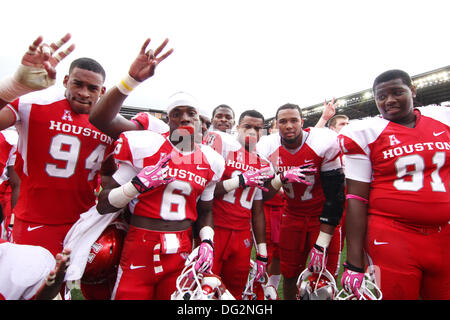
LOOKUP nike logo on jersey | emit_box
[304,159,313,163]
[196,165,208,170]
[433,131,445,136]
[373,240,389,246]
[130,264,146,270]
[27,225,44,232]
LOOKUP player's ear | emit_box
[63,75,69,88]
[410,84,416,98]
[100,86,106,97]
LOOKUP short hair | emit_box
[275,103,302,120]
[212,104,235,119]
[328,114,349,128]
[238,109,264,124]
[69,57,106,81]
[372,69,412,91]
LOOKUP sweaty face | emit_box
[374,78,416,124]
[212,107,235,132]
[237,116,264,151]
[277,108,303,145]
[63,67,105,114]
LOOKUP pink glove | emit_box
[341,262,365,299]
[240,167,274,192]
[131,154,174,193]
[308,244,327,273]
[255,254,268,282]
[195,240,214,273]
[280,164,316,185]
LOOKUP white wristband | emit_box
[116,74,141,95]
[108,181,139,209]
[316,231,333,249]
[270,174,283,190]
[199,226,214,242]
[257,243,267,257]
[222,176,240,193]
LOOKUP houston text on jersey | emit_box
[382,141,450,159]
[49,121,114,145]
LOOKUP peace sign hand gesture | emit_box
[128,38,174,82]
[17,33,75,90]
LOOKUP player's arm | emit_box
[89,87,142,140]
[89,38,173,140]
[97,155,173,214]
[214,168,273,197]
[98,153,118,189]
[7,165,20,209]
[344,178,369,270]
[315,98,337,128]
[33,248,71,300]
[251,199,268,280]
[262,165,316,201]
[307,168,345,272]
[0,34,74,109]
[193,199,216,273]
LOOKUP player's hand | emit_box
[341,262,365,299]
[128,38,174,82]
[16,34,75,90]
[34,248,71,300]
[321,97,337,122]
[240,167,274,192]
[131,154,174,193]
[307,244,327,273]
[279,164,316,185]
[255,254,268,282]
[195,240,214,273]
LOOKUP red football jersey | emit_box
[113,130,225,221]
[204,131,270,230]
[0,129,17,189]
[256,128,341,216]
[7,92,115,224]
[130,112,169,134]
[338,107,450,227]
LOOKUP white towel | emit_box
[63,206,124,281]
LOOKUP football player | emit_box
[0,34,117,259]
[95,41,226,299]
[211,104,235,133]
[257,103,345,300]
[0,239,70,300]
[256,119,286,299]
[339,69,450,300]
[203,109,273,299]
[0,127,19,241]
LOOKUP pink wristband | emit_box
[346,194,368,204]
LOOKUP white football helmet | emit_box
[297,268,338,300]
[335,275,383,300]
[170,260,235,300]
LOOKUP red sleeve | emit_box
[203,132,223,155]
[114,133,134,165]
[131,112,149,130]
[338,134,366,156]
